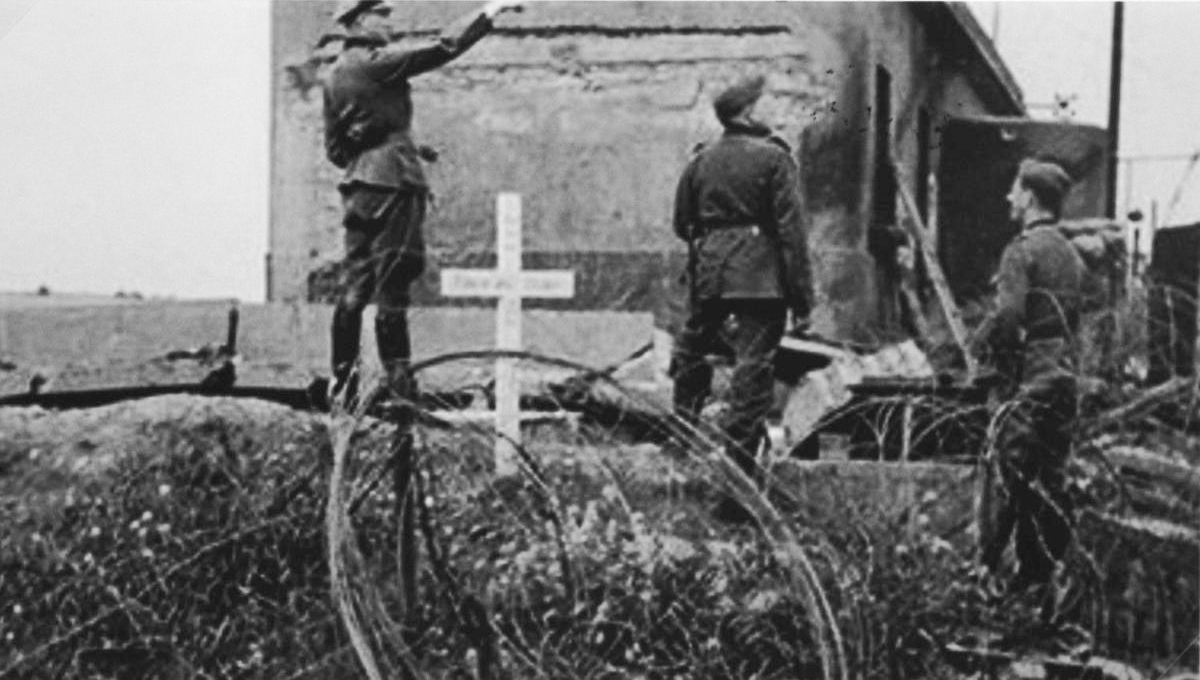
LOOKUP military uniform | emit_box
[671,113,811,474]
[978,217,1086,586]
[323,9,494,400]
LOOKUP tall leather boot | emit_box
[671,357,713,426]
[330,303,363,409]
[376,308,416,407]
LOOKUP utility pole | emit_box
[1105,1,1125,218]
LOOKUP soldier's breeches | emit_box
[337,187,428,313]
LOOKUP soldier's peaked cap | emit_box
[335,0,390,27]
[1017,159,1073,205]
[713,75,766,123]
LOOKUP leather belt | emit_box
[696,223,760,238]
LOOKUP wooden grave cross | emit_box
[440,193,575,476]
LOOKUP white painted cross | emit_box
[440,193,575,476]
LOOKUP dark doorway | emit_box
[869,65,900,329]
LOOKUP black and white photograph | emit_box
[1,1,1197,677]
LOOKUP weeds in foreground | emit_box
[2,281,1197,677]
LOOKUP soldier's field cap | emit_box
[335,0,390,26]
[1017,159,1073,204]
[714,75,766,123]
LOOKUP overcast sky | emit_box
[968,1,1200,226]
[1,1,1198,302]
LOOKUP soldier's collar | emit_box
[344,31,388,48]
[1024,217,1057,231]
[721,120,772,138]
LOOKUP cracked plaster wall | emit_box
[270,1,1014,341]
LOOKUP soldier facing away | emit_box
[670,75,812,489]
[323,0,519,406]
[974,159,1085,612]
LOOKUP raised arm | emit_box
[360,1,519,83]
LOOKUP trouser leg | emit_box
[331,304,364,392]
[375,306,415,401]
[373,190,425,404]
[671,300,723,428]
[331,226,375,405]
[1014,384,1076,582]
[988,380,1076,586]
[981,485,1018,573]
[722,299,786,478]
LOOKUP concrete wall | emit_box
[270,1,1019,342]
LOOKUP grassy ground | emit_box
[2,391,1194,679]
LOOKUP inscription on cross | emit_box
[440,193,575,476]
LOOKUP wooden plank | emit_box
[440,270,575,298]
[890,153,978,380]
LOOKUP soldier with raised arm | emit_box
[323,0,520,407]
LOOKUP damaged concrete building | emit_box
[269,1,1109,344]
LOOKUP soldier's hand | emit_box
[482,0,522,18]
[787,312,811,337]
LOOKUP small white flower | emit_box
[140,510,153,522]
[600,484,620,503]
[12,604,22,615]
[140,548,154,559]
[156,523,170,534]
[158,484,171,497]
[88,527,101,538]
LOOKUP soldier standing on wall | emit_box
[975,159,1085,619]
[670,75,812,517]
[323,0,520,407]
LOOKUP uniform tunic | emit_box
[673,122,811,304]
[324,12,493,192]
[979,221,1086,389]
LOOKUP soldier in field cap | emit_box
[670,74,812,518]
[975,157,1086,615]
[712,74,767,124]
[323,0,521,408]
